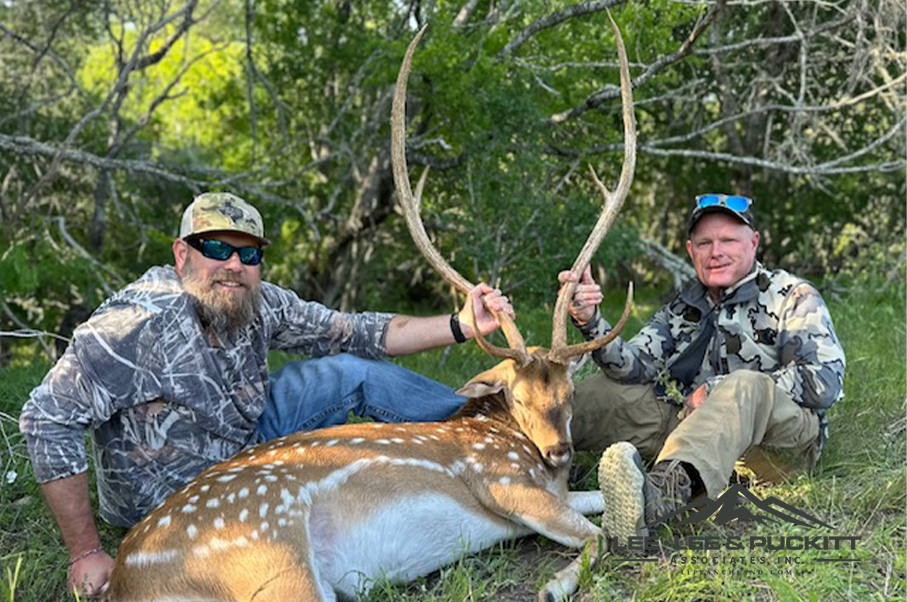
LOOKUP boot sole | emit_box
[598,441,647,544]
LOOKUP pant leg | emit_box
[571,373,681,461]
[657,370,820,497]
[257,354,465,441]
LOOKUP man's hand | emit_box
[458,283,514,338]
[683,384,708,417]
[68,550,114,598]
[558,265,602,326]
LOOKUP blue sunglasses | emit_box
[695,194,753,213]
[187,238,263,266]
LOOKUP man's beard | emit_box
[181,259,262,334]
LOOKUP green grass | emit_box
[0,279,903,601]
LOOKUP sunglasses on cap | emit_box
[186,238,263,266]
[695,194,753,213]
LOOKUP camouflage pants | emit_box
[571,370,820,497]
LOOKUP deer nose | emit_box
[543,442,573,468]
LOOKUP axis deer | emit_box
[106,14,636,602]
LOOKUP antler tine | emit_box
[391,26,530,365]
[550,11,637,358]
[550,282,633,364]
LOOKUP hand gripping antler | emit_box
[391,26,531,366]
[549,12,637,365]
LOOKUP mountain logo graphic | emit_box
[646,484,834,530]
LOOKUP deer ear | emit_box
[455,379,506,398]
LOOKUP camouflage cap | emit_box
[180,192,270,246]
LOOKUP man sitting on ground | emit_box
[19,192,513,596]
[560,193,845,540]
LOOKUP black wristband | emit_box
[450,313,468,344]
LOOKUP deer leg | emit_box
[567,490,605,515]
[483,484,604,602]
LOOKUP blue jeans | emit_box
[256,354,466,441]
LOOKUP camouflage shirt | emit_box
[19,266,393,526]
[577,262,845,454]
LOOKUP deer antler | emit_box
[391,26,530,366]
[550,12,637,365]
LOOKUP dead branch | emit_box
[548,0,726,123]
[496,0,628,63]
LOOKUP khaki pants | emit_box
[571,370,820,497]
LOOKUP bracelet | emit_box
[449,313,467,344]
[68,547,104,567]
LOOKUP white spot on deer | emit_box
[268,449,278,456]
[499,477,512,485]
[214,517,225,530]
[124,549,178,567]
[391,438,405,444]
[239,509,249,522]
[395,427,407,432]
[376,439,391,445]
[484,437,495,444]
[266,475,278,482]
[473,443,486,450]
[350,438,365,444]
[261,522,270,532]
[412,438,424,444]
[508,451,520,460]
[429,435,440,441]
[181,504,197,514]
[260,503,270,518]
[250,530,259,541]
[228,466,244,473]
[227,493,236,504]
[311,441,321,447]
[326,439,339,446]
[157,515,172,528]
[278,518,288,527]
[257,485,268,496]
[200,485,210,493]
[206,499,220,509]
[523,445,533,455]
[216,475,237,483]
[510,462,521,470]
[189,495,199,503]
[187,525,198,539]
[475,414,488,421]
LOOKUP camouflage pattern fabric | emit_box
[576,262,845,456]
[179,192,269,244]
[18,266,392,526]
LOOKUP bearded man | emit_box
[19,193,513,597]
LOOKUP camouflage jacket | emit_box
[576,262,845,454]
[19,266,393,526]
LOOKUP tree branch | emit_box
[496,0,628,63]
[548,0,726,123]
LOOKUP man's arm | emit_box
[385,283,514,356]
[41,474,115,596]
[772,283,846,409]
[559,267,675,384]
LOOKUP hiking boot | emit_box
[598,442,693,541]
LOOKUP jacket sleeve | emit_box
[264,284,394,359]
[576,304,677,385]
[772,283,846,410]
[18,306,163,483]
